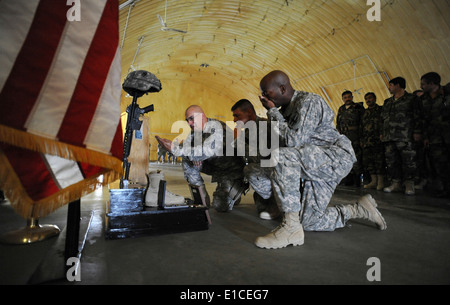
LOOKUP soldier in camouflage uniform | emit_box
[420,72,450,197]
[381,77,423,195]
[231,99,280,220]
[156,105,247,212]
[336,91,365,186]
[253,71,387,250]
[157,143,168,163]
[411,89,428,190]
[360,92,385,191]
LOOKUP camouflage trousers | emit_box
[244,164,273,213]
[350,139,363,175]
[384,141,416,181]
[428,143,450,191]
[245,136,356,231]
[344,131,362,175]
[362,145,386,175]
[182,157,245,212]
[414,141,428,181]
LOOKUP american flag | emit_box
[0,0,123,219]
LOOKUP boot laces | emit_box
[271,219,287,233]
[356,204,370,219]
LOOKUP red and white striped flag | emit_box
[0,0,123,219]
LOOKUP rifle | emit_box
[120,70,162,188]
[120,96,154,188]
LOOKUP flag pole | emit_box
[0,205,60,244]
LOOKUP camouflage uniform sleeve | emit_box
[336,106,343,133]
[267,94,321,147]
[411,94,423,136]
[377,106,383,139]
[444,92,450,121]
[359,111,366,146]
[171,120,226,161]
[380,98,390,140]
[358,104,365,140]
[231,124,251,158]
[171,134,189,157]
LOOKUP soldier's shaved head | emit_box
[259,70,295,107]
[185,105,204,116]
[260,70,291,89]
[185,105,207,130]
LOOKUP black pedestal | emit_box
[105,189,209,240]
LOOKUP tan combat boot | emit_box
[145,171,185,207]
[376,175,385,191]
[255,212,304,249]
[364,175,378,189]
[345,194,387,230]
[404,180,415,196]
[383,180,402,193]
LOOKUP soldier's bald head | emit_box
[260,70,292,90]
[185,105,204,117]
[185,105,207,130]
[259,70,295,107]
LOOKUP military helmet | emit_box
[122,70,162,97]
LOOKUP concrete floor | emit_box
[1,163,450,286]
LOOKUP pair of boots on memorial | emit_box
[144,170,185,207]
[144,170,210,208]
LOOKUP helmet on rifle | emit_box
[122,70,162,97]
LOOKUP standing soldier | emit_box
[336,91,365,186]
[360,92,385,191]
[420,72,450,198]
[157,143,168,163]
[381,77,422,195]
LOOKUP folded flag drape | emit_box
[0,0,123,219]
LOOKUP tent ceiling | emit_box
[119,0,449,114]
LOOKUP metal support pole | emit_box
[64,199,81,264]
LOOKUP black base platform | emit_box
[105,189,209,240]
